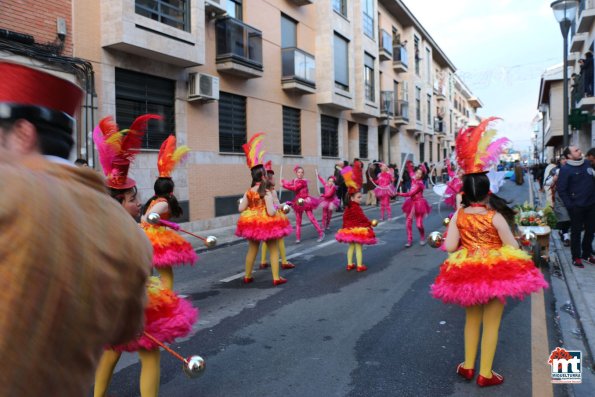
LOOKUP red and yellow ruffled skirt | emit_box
[335,227,377,245]
[112,277,198,352]
[143,225,198,268]
[431,246,548,307]
[235,208,292,241]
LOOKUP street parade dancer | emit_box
[260,161,295,271]
[444,158,464,210]
[282,165,325,243]
[141,135,197,290]
[431,118,548,387]
[92,115,198,397]
[237,133,292,286]
[317,171,340,230]
[373,162,396,220]
[335,161,377,272]
[397,162,431,247]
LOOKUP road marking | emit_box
[531,288,553,397]
[220,199,442,282]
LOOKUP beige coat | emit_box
[0,154,151,396]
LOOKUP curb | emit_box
[551,231,595,371]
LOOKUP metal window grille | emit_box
[359,124,369,159]
[219,92,247,153]
[283,106,301,155]
[321,115,339,157]
[135,0,190,31]
[115,68,175,150]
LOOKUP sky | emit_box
[403,0,564,152]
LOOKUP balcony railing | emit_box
[215,17,263,70]
[379,30,392,56]
[571,70,594,107]
[380,91,394,116]
[395,100,409,120]
[282,47,315,87]
[393,45,408,70]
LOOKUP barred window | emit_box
[219,92,247,153]
[321,115,339,157]
[115,68,175,150]
[135,0,190,31]
[359,124,368,159]
[283,106,301,155]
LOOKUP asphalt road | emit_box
[105,179,566,397]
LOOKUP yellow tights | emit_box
[347,243,363,267]
[157,267,174,290]
[246,239,281,280]
[261,239,287,265]
[93,349,161,397]
[462,299,505,378]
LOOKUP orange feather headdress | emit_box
[341,161,363,194]
[455,117,510,175]
[93,114,161,189]
[157,135,191,178]
[242,133,266,170]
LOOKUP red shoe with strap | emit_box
[346,264,356,271]
[356,265,368,272]
[476,371,504,387]
[273,277,287,286]
[259,263,269,269]
[456,363,474,381]
[281,262,295,269]
[243,276,254,284]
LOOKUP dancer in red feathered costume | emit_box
[335,161,376,272]
[431,117,547,388]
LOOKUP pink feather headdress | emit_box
[93,114,161,189]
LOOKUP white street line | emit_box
[220,272,245,283]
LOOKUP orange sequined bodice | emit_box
[246,190,265,209]
[456,209,502,251]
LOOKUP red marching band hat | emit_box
[0,61,83,135]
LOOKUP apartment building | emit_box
[1,0,481,231]
[567,0,595,151]
[537,64,564,160]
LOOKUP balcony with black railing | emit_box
[282,48,316,94]
[571,69,595,110]
[393,45,408,73]
[379,30,392,61]
[216,16,263,78]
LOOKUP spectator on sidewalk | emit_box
[543,159,557,207]
[514,160,524,185]
[587,147,595,168]
[334,161,346,212]
[546,157,571,246]
[557,146,595,268]
[365,162,377,206]
[0,62,150,396]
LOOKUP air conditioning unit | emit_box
[205,0,227,17]
[188,73,220,102]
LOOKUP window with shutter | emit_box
[321,115,339,157]
[115,68,175,150]
[359,124,368,159]
[283,107,301,155]
[219,92,247,153]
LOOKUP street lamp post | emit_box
[551,0,579,148]
[539,104,547,162]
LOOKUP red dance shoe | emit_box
[356,265,368,272]
[243,276,254,284]
[476,371,504,387]
[273,277,287,286]
[281,262,296,269]
[456,363,474,381]
[346,264,356,271]
[259,263,269,269]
